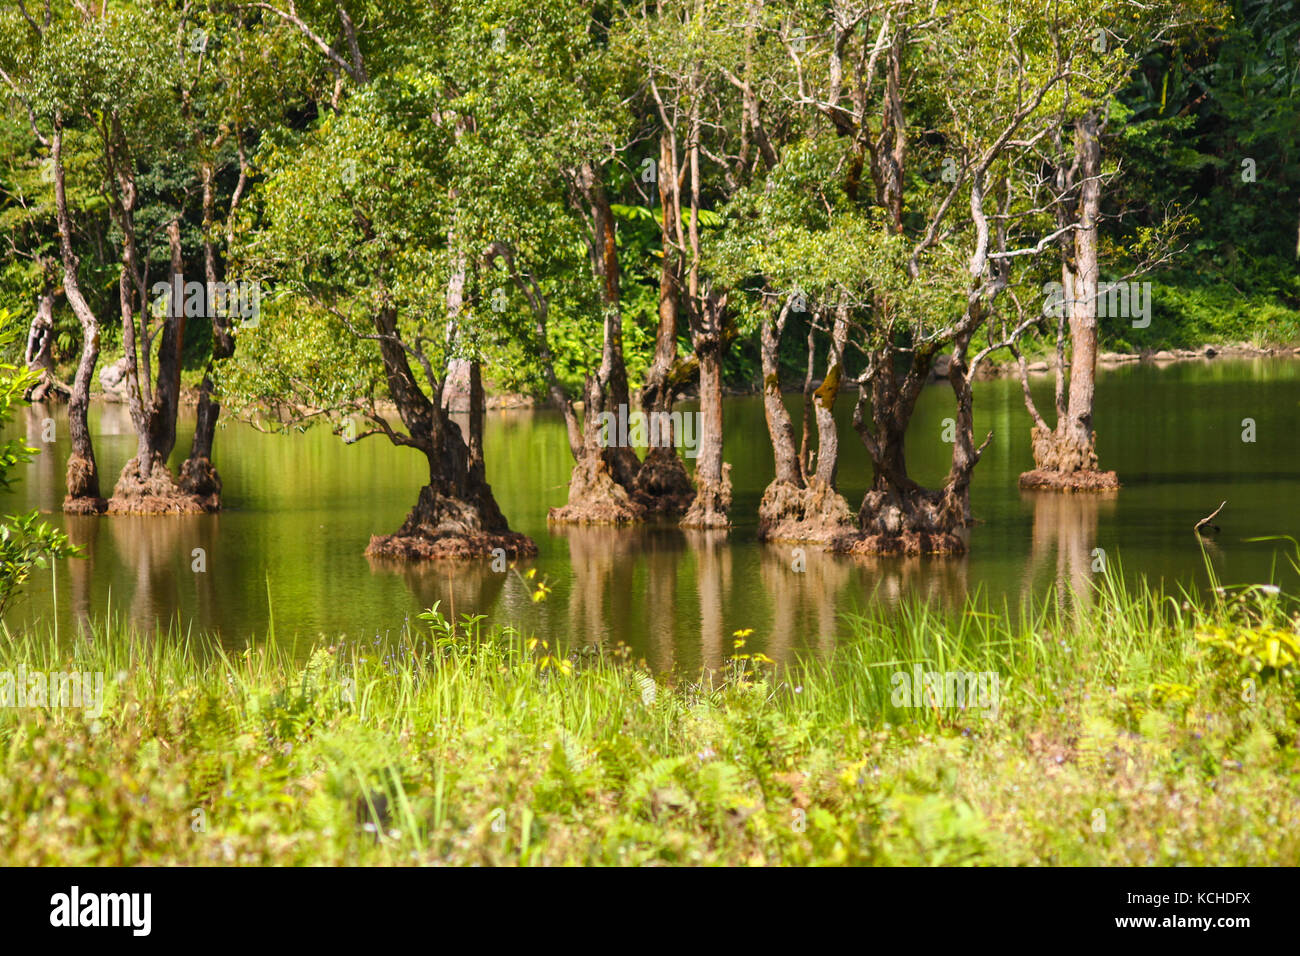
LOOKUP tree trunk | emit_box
[109,218,208,513]
[548,371,647,526]
[550,161,648,524]
[52,122,105,514]
[839,342,967,554]
[633,132,696,515]
[181,159,236,509]
[365,306,535,559]
[679,104,730,532]
[761,301,801,486]
[1019,112,1119,493]
[25,267,69,402]
[798,319,816,480]
[756,297,853,543]
[681,292,731,530]
[812,302,849,488]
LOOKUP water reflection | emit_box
[63,514,100,636]
[102,514,218,637]
[758,544,850,659]
[2,358,1297,672]
[24,405,60,514]
[684,529,731,671]
[365,555,510,635]
[1021,489,1117,612]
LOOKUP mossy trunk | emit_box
[756,298,853,543]
[681,294,731,530]
[1017,113,1118,494]
[52,124,105,515]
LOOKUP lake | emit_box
[4,357,1298,672]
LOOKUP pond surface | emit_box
[4,357,1298,671]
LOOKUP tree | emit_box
[1014,3,1200,492]
[225,60,536,557]
[724,0,1118,554]
[2,4,121,514]
[176,3,304,510]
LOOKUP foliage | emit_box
[1,567,1298,864]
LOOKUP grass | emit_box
[0,566,1298,866]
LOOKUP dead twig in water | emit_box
[1195,500,1226,535]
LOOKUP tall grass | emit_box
[0,563,1297,865]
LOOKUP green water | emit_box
[4,357,1298,671]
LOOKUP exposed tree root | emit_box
[680,463,731,530]
[832,486,968,555]
[549,453,646,526]
[62,495,107,515]
[107,455,214,515]
[1018,468,1120,492]
[756,477,855,543]
[178,456,224,512]
[62,453,105,514]
[633,446,696,517]
[367,484,538,560]
[366,530,537,560]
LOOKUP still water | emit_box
[3,358,1298,671]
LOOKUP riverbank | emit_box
[2,571,1296,865]
[1003,340,1300,378]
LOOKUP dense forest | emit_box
[1,0,1296,559]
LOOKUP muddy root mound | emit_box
[680,464,732,530]
[632,446,696,517]
[756,478,855,543]
[1018,469,1120,492]
[178,456,224,512]
[549,453,646,526]
[107,455,217,515]
[62,495,107,515]
[366,529,538,560]
[368,484,537,560]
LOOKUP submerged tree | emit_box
[721,0,1130,554]
[29,8,217,514]
[225,76,535,558]
[3,6,115,514]
[176,4,300,510]
[1015,4,1201,492]
[1015,110,1122,492]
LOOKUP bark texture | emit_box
[680,292,731,530]
[1018,113,1119,493]
[755,298,853,543]
[52,123,106,514]
[25,269,69,402]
